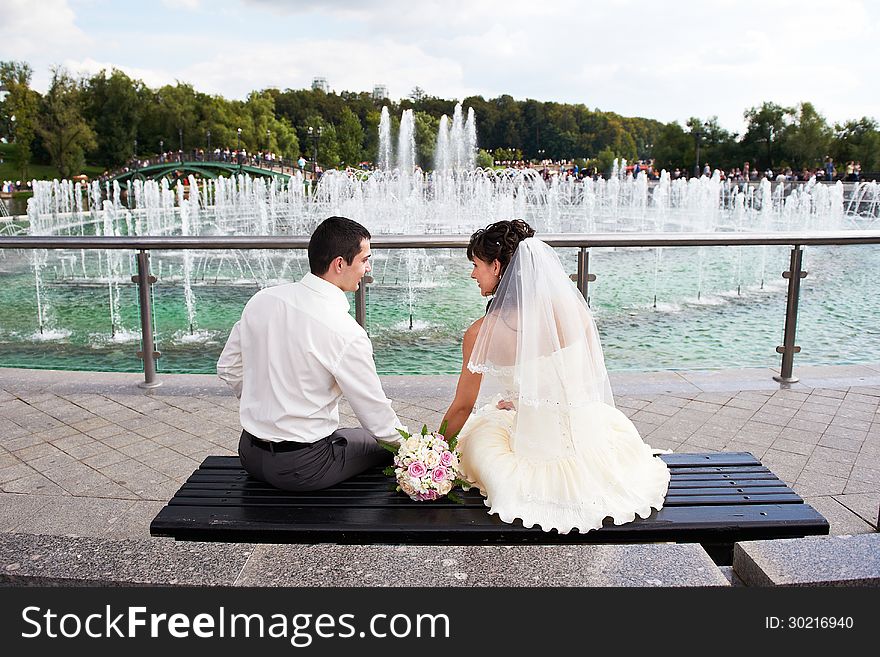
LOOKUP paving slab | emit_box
[733,534,880,587]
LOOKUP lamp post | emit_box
[266,128,271,166]
[159,139,164,163]
[133,138,138,169]
[206,129,211,160]
[236,128,242,168]
[178,127,183,162]
[308,126,323,179]
[0,85,8,141]
[693,122,708,178]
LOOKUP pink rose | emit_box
[408,461,427,479]
[431,466,448,483]
[440,451,454,467]
[416,490,439,501]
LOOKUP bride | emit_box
[441,219,670,534]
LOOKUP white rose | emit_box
[403,436,421,453]
[398,476,416,496]
[437,480,452,495]
[423,451,440,468]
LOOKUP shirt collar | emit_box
[301,272,350,312]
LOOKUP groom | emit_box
[217,216,404,491]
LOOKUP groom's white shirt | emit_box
[217,272,403,444]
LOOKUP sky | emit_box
[2,0,879,135]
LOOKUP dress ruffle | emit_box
[457,400,671,534]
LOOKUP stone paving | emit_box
[0,364,878,586]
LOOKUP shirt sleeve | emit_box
[217,320,244,399]
[333,332,405,443]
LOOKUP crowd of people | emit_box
[493,156,867,184]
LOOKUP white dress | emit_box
[457,348,671,534]
[458,237,670,534]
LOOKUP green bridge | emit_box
[109,159,298,183]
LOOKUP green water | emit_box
[0,245,878,375]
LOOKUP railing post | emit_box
[133,250,162,388]
[570,246,597,306]
[773,245,807,384]
[355,275,373,327]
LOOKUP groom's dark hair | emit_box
[309,216,371,275]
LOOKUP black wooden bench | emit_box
[150,452,829,565]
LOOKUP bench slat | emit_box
[199,452,763,470]
[164,485,798,508]
[150,502,827,545]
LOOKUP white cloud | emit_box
[5,0,879,133]
[0,0,90,60]
[161,0,201,10]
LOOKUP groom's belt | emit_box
[248,434,315,453]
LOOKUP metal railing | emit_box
[2,231,879,388]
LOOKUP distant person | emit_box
[218,216,406,491]
[297,155,306,171]
[824,156,834,181]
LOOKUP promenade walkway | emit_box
[0,364,877,587]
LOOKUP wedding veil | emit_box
[467,237,614,459]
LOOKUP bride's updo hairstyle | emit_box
[467,219,536,277]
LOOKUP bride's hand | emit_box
[496,399,515,411]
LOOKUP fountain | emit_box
[1,103,879,376]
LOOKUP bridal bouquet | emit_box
[381,421,468,502]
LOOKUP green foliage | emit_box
[833,117,880,171]
[0,60,40,179]
[335,106,364,166]
[782,102,832,170]
[742,102,791,169]
[595,147,617,176]
[475,148,494,168]
[4,60,880,179]
[413,111,438,168]
[84,68,143,168]
[37,67,97,178]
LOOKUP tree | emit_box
[301,115,338,168]
[832,117,880,171]
[151,82,200,156]
[84,68,143,168]
[335,106,364,167]
[0,60,40,179]
[413,111,439,169]
[475,149,494,168]
[594,146,617,177]
[37,68,96,178]
[409,86,427,104]
[742,102,791,170]
[652,121,692,172]
[781,102,831,170]
[488,95,523,153]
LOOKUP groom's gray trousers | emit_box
[238,427,392,491]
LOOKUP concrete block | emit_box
[0,532,253,586]
[733,534,880,586]
[236,543,730,588]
